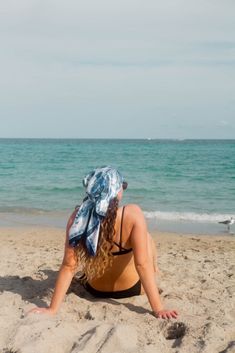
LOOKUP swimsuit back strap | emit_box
[112,205,132,255]
[119,206,125,248]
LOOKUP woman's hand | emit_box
[27,307,56,316]
[154,309,178,319]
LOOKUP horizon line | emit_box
[0,137,234,141]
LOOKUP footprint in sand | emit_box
[219,341,235,353]
[164,322,187,340]
[70,324,137,353]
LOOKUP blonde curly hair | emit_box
[74,197,119,282]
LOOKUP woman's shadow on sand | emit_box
[0,269,152,315]
[0,269,58,307]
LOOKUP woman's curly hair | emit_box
[74,197,119,282]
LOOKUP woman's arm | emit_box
[28,210,78,316]
[47,233,77,314]
[129,205,178,319]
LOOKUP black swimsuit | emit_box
[85,206,142,298]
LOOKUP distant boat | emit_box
[218,217,234,232]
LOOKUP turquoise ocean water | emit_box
[0,139,234,234]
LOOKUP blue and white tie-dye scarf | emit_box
[68,166,124,256]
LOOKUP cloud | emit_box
[218,120,229,127]
[1,0,235,67]
[0,0,235,138]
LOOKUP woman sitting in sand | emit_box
[29,166,178,319]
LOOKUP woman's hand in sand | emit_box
[154,310,178,319]
[27,307,56,316]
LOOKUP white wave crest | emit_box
[143,211,234,223]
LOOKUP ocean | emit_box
[0,138,234,234]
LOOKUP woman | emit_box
[29,166,178,319]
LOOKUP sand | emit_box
[0,227,235,353]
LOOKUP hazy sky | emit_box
[0,0,234,139]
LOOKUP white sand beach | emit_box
[0,227,235,353]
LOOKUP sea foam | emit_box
[144,211,234,223]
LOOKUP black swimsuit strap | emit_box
[119,206,125,248]
[112,206,132,255]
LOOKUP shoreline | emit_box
[1,211,234,236]
[0,224,234,239]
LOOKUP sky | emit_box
[0,0,234,139]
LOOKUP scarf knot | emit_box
[68,166,124,256]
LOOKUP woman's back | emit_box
[88,205,140,292]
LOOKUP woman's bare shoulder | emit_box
[124,204,145,220]
[124,204,147,239]
[66,209,78,233]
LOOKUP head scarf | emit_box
[68,166,124,256]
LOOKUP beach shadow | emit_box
[0,269,57,307]
[0,269,151,316]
